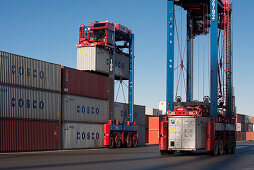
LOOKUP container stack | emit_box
[145,108,162,116]
[61,66,109,149]
[145,115,165,144]
[236,114,254,141]
[114,103,146,146]
[0,51,61,152]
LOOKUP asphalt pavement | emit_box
[0,141,253,170]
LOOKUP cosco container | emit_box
[0,85,61,121]
[61,66,108,100]
[114,102,145,125]
[0,119,60,152]
[62,94,108,123]
[0,51,61,92]
[62,123,104,149]
[77,47,129,79]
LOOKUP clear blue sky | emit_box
[0,0,253,116]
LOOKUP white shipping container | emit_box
[114,102,145,125]
[0,84,60,121]
[145,108,162,116]
[62,94,108,124]
[236,123,241,132]
[77,47,129,79]
[0,51,61,92]
[159,101,166,115]
[62,123,104,149]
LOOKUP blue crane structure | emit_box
[160,0,235,156]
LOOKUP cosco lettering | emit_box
[11,65,45,79]
[11,97,45,109]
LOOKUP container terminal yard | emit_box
[0,0,254,169]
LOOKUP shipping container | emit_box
[145,128,149,143]
[62,123,104,149]
[61,66,108,100]
[248,124,253,132]
[251,117,254,124]
[159,101,166,115]
[246,132,254,141]
[114,102,145,125]
[241,123,246,132]
[62,94,108,124]
[77,47,129,79]
[236,131,242,141]
[245,115,252,124]
[0,51,61,92]
[145,108,162,116]
[148,116,159,130]
[148,130,159,144]
[138,125,145,147]
[0,119,60,152]
[236,123,241,132]
[0,85,61,121]
[145,115,149,128]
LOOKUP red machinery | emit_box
[77,21,137,148]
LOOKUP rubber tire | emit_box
[109,137,115,149]
[213,140,219,156]
[225,139,232,154]
[127,136,133,148]
[231,140,236,154]
[218,139,224,155]
[160,150,168,155]
[116,136,121,148]
[133,137,138,148]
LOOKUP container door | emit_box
[168,117,183,149]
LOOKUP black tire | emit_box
[218,139,224,155]
[133,137,138,148]
[213,140,219,156]
[127,136,133,148]
[225,139,232,154]
[116,136,121,148]
[160,150,168,155]
[109,137,115,149]
[231,139,236,154]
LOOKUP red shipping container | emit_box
[148,130,159,144]
[236,131,242,141]
[251,117,254,124]
[148,116,159,130]
[0,119,60,152]
[246,132,254,141]
[145,128,149,143]
[61,66,108,100]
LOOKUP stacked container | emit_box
[61,67,146,148]
[61,66,109,149]
[0,51,61,152]
[145,108,162,116]
[236,114,254,141]
[145,115,165,144]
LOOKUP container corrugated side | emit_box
[148,116,159,130]
[0,51,61,92]
[62,123,104,149]
[0,119,60,152]
[0,85,61,121]
[114,102,145,125]
[62,94,108,123]
[61,66,108,100]
[138,125,145,147]
[77,47,129,79]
